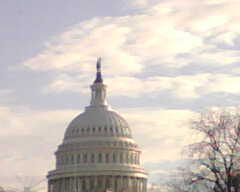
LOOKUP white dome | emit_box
[64,107,132,140]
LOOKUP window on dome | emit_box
[61,156,64,165]
[126,153,129,164]
[71,154,74,164]
[113,153,116,163]
[131,153,134,164]
[83,153,87,163]
[66,155,69,164]
[120,153,123,163]
[91,153,95,163]
[105,153,109,163]
[98,153,102,163]
[77,154,81,164]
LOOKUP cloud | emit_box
[23,0,206,74]
[21,0,240,102]
[44,73,240,100]
[0,89,15,104]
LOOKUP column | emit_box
[63,178,66,192]
[69,177,72,192]
[86,177,90,191]
[55,180,58,192]
[73,177,76,192]
[77,177,82,192]
[48,180,51,192]
[118,176,123,192]
[111,176,115,191]
[143,179,147,192]
[94,176,98,190]
[102,176,106,191]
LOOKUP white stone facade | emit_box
[47,60,148,192]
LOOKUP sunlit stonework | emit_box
[47,58,148,192]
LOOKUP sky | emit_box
[0,0,240,190]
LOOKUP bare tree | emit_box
[164,167,213,192]
[186,109,240,192]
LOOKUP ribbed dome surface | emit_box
[64,107,132,140]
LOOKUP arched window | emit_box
[98,153,102,163]
[131,153,134,164]
[105,153,109,163]
[77,154,81,164]
[113,153,116,163]
[126,153,129,164]
[104,126,107,132]
[65,155,69,165]
[71,154,74,164]
[110,127,113,132]
[91,153,95,163]
[120,153,123,163]
[83,153,88,163]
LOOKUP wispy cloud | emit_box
[22,0,240,101]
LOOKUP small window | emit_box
[104,126,107,132]
[98,153,102,163]
[66,155,69,164]
[71,154,74,164]
[77,154,81,164]
[91,153,95,163]
[92,127,96,132]
[98,126,102,132]
[106,153,109,163]
[120,153,123,163]
[126,154,129,164]
[113,153,116,163]
[83,153,87,163]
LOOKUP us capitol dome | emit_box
[47,58,148,192]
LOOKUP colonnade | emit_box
[57,151,140,167]
[48,176,147,192]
